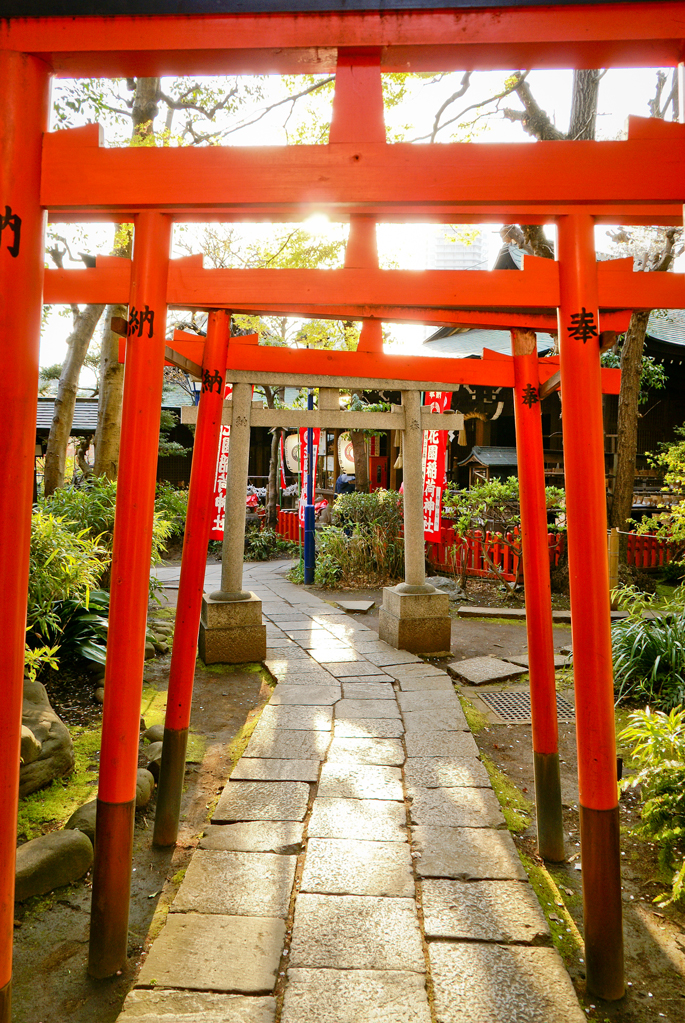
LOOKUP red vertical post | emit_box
[557,213,624,1000]
[0,50,51,1023]
[89,211,172,978]
[511,329,565,862]
[330,49,384,354]
[153,310,231,847]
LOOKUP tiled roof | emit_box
[423,327,555,358]
[458,445,518,467]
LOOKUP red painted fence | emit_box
[625,531,675,569]
[277,508,301,542]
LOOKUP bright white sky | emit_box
[42,65,673,386]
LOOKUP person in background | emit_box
[335,472,356,495]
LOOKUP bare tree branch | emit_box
[414,72,529,143]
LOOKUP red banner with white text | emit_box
[209,383,233,541]
[298,427,321,527]
[422,391,451,542]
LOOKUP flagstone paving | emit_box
[125,561,586,1023]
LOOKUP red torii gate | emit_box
[3,3,685,1016]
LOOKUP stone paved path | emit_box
[122,562,586,1023]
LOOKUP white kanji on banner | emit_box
[422,392,451,542]
[298,427,321,527]
[209,383,233,541]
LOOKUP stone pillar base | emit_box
[199,592,267,665]
[378,586,452,655]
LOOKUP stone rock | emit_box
[300,839,414,897]
[136,768,156,808]
[317,764,404,801]
[282,969,431,1023]
[65,799,97,843]
[172,849,297,918]
[213,781,310,823]
[447,656,527,686]
[19,680,74,798]
[200,822,304,854]
[144,642,156,660]
[143,723,164,744]
[422,878,550,944]
[426,576,466,600]
[308,798,407,843]
[145,741,163,780]
[153,640,170,655]
[412,825,527,880]
[15,829,93,901]
[20,725,41,766]
[119,990,276,1023]
[335,600,375,613]
[94,687,105,704]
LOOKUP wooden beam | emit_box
[2,4,683,77]
[181,403,465,429]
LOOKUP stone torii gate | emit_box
[3,3,685,1016]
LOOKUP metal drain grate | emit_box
[478,690,575,724]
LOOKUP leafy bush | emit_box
[331,488,403,532]
[244,526,297,562]
[612,584,685,710]
[155,482,188,541]
[316,523,404,588]
[619,706,685,905]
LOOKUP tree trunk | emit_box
[93,302,126,478]
[350,430,369,492]
[266,428,280,527]
[609,309,650,539]
[568,69,602,141]
[43,303,104,496]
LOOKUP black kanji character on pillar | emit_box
[127,304,155,338]
[0,206,22,257]
[521,383,540,407]
[202,368,223,394]
[568,307,598,344]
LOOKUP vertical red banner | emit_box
[279,432,287,490]
[298,427,321,526]
[209,383,233,541]
[422,391,451,542]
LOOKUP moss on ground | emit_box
[479,751,532,833]
[141,686,206,763]
[458,694,489,734]
[520,852,585,968]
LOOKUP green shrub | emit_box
[315,523,404,588]
[619,706,685,905]
[155,482,188,541]
[331,488,403,532]
[611,584,685,710]
[244,526,298,562]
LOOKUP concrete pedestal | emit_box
[378,586,452,655]
[199,593,267,665]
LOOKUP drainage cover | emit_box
[478,690,575,724]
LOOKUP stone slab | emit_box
[270,685,340,707]
[310,648,365,663]
[281,969,431,1023]
[397,676,455,692]
[335,699,400,720]
[213,781,310,823]
[301,839,414,897]
[405,757,491,792]
[266,617,312,627]
[429,943,586,1023]
[364,650,422,667]
[232,759,321,783]
[308,798,407,842]
[412,826,527,880]
[447,656,528,686]
[341,682,395,700]
[322,661,389,677]
[403,709,471,734]
[336,600,375,613]
[275,671,337,685]
[384,663,446,680]
[201,592,263,629]
[405,731,479,758]
[398,690,461,714]
[257,705,333,731]
[334,718,404,739]
[421,879,550,943]
[409,787,505,828]
[326,737,405,767]
[318,764,404,801]
[456,606,526,621]
[244,729,330,761]
[350,640,399,654]
[289,894,424,972]
[331,674,391,684]
[119,990,276,1023]
[199,623,267,666]
[382,586,450,619]
[265,638,298,649]
[200,822,304,854]
[503,653,570,669]
[173,850,296,918]
[136,914,285,994]
[378,608,452,655]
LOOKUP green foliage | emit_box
[637,424,685,562]
[315,524,404,589]
[158,409,192,459]
[155,482,189,541]
[611,584,685,710]
[601,350,667,405]
[619,706,685,905]
[331,488,403,531]
[244,526,298,562]
[50,591,110,668]
[443,476,565,537]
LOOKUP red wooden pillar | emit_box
[153,309,231,847]
[89,211,172,978]
[557,214,624,1000]
[0,50,51,1023]
[331,49,384,354]
[511,329,564,862]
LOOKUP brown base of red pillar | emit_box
[153,727,188,848]
[0,978,10,1023]
[88,799,135,979]
[579,803,625,1001]
[534,751,565,863]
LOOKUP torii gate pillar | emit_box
[379,390,451,654]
